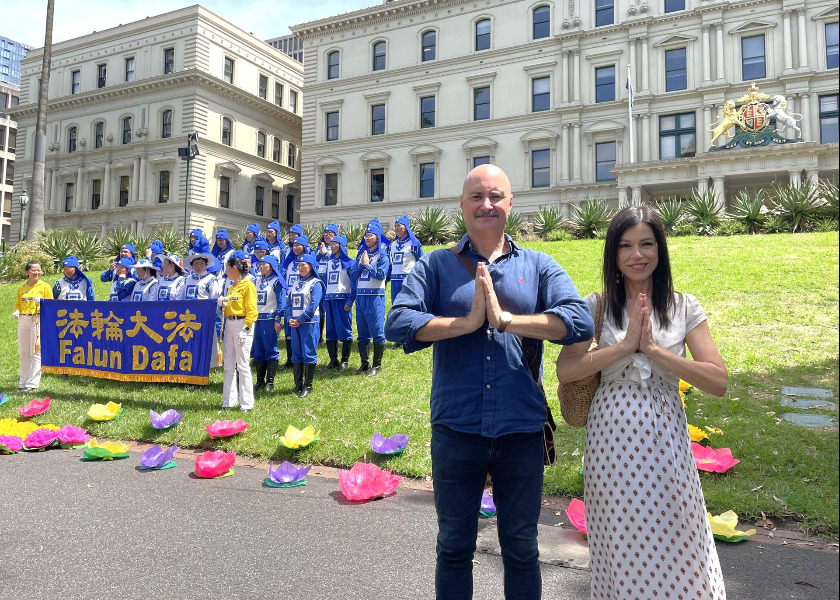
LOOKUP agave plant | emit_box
[411,206,451,245]
[303,223,325,245]
[685,188,723,236]
[729,189,767,234]
[818,179,839,220]
[343,221,367,248]
[570,197,613,239]
[105,227,135,259]
[770,180,822,233]
[35,228,74,267]
[151,225,188,256]
[451,211,467,240]
[504,211,525,237]
[68,230,105,268]
[761,215,789,234]
[653,197,684,234]
[714,219,748,236]
[533,205,564,239]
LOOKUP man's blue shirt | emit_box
[385,234,594,438]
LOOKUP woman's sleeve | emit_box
[683,293,708,333]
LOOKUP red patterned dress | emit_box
[583,292,726,600]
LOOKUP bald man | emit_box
[386,164,593,599]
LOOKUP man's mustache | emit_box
[474,210,499,218]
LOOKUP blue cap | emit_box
[62,255,80,269]
[247,222,260,234]
[267,221,281,232]
[289,223,303,236]
[253,238,269,251]
[190,228,203,238]
[293,235,310,249]
[233,250,249,261]
[324,223,338,235]
[216,229,230,241]
[117,257,135,270]
[121,243,136,257]
[298,253,319,272]
[149,240,164,255]
[365,220,383,237]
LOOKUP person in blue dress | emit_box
[389,216,424,348]
[283,223,303,264]
[53,255,95,301]
[101,243,136,282]
[242,222,260,255]
[349,220,390,376]
[323,234,355,371]
[252,255,286,393]
[265,221,284,260]
[286,254,324,397]
[212,229,235,278]
[315,223,338,344]
[279,234,314,369]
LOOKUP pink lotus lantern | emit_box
[566,498,588,536]
[23,428,60,450]
[18,397,51,418]
[692,442,740,473]
[0,435,24,454]
[195,450,236,478]
[56,425,89,448]
[338,462,403,502]
[206,419,249,439]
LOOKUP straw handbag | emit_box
[558,293,605,428]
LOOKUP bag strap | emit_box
[593,292,605,343]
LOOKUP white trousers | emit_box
[18,314,42,389]
[222,318,254,410]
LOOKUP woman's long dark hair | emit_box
[602,206,674,330]
[226,256,248,277]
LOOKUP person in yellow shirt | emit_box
[217,254,258,411]
[13,261,54,391]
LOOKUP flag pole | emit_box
[627,64,634,164]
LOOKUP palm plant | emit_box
[569,197,613,239]
[685,188,723,236]
[533,205,564,239]
[411,206,451,245]
[771,180,822,232]
[729,189,767,234]
[653,197,684,234]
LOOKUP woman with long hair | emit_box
[556,206,728,599]
[14,261,54,391]
[218,255,258,411]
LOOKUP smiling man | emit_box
[385,164,594,599]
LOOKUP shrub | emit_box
[105,227,135,260]
[533,205,564,239]
[151,225,188,256]
[546,228,574,242]
[671,223,697,237]
[68,229,105,269]
[654,197,684,234]
[715,219,748,236]
[504,211,525,237]
[569,197,613,239]
[0,240,56,283]
[811,217,839,233]
[761,216,789,234]
[770,181,822,232]
[729,189,767,234]
[451,211,467,240]
[35,228,74,268]
[685,188,722,236]
[343,221,367,249]
[411,206,451,245]
[302,224,324,245]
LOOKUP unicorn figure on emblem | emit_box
[765,95,802,137]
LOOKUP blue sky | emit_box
[5,0,378,47]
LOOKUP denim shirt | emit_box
[384,234,594,438]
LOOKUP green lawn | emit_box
[2,233,838,537]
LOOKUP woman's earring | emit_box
[615,272,621,284]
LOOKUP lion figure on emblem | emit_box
[707,101,742,146]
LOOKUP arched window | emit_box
[421,30,436,62]
[533,6,550,39]
[94,122,104,148]
[68,127,77,153]
[257,131,266,158]
[222,117,232,146]
[161,110,172,138]
[327,51,340,80]
[475,19,491,51]
[122,117,132,144]
[372,41,386,71]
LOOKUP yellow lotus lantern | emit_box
[279,425,321,449]
[708,511,756,542]
[87,402,124,421]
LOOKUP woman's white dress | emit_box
[583,292,726,600]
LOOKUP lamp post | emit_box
[179,132,199,240]
[19,193,29,243]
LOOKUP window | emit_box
[660,112,696,158]
[595,66,615,102]
[119,176,129,207]
[257,132,266,158]
[595,0,614,27]
[422,31,436,61]
[326,111,339,141]
[371,169,384,202]
[664,0,685,12]
[274,82,283,106]
[159,171,170,203]
[288,143,296,168]
[532,77,550,111]
[420,96,436,128]
[272,138,281,162]
[371,104,385,135]
[473,156,491,167]
[819,94,839,144]
[372,42,386,71]
[125,57,135,82]
[665,48,687,92]
[475,19,491,51]
[65,183,74,212]
[122,117,132,144]
[164,48,174,74]
[259,75,268,99]
[327,51,340,79]
[271,190,280,219]
[474,86,490,120]
[222,118,232,146]
[91,179,101,210]
[419,163,435,198]
[827,23,839,69]
[290,90,298,113]
[68,127,77,153]
[161,110,172,139]
[533,6,550,40]
[286,194,295,223]
[532,149,550,187]
[71,70,80,94]
[224,57,234,83]
[94,122,104,148]
[595,142,616,181]
[324,173,338,206]
[97,63,106,88]
[219,176,230,208]
[255,186,265,216]
[741,35,766,80]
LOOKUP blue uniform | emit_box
[287,276,323,364]
[109,277,136,301]
[253,272,285,361]
[389,236,423,304]
[53,273,95,301]
[324,254,354,341]
[350,248,390,345]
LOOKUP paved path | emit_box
[1,447,837,600]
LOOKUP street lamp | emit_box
[178,132,199,240]
[19,193,28,243]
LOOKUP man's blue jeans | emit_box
[431,424,544,599]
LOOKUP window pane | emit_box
[532,149,550,188]
[161,110,172,138]
[371,169,384,202]
[533,6,550,39]
[660,115,676,131]
[164,48,174,74]
[741,35,765,80]
[664,0,685,13]
[680,133,696,157]
[219,177,230,208]
[259,75,268,99]
[275,82,283,106]
[421,96,436,128]
[820,95,839,112]
[272,190,280,219]
[595,66,615,102]
[371,104,385,135]
[257,132,266,158]
[255,186,264,216]
[665,48,687,92]
[422,31,436,61]
[595,142,616,181]
[532,77,550,111]
[326,111,339,141]
[125,58,135,82]
[288,143,296,168]
[290,90,298,113]
[821,116,839,143]
[122,118,132,144]
[325,173,338,206]
[678,112,695,129]
[473,156,491,167]
[420,163,435,198]
[474,87,490,120]
[273,138,281,162]
[660,136,677,159]
[224,57,234,83]
[159,171,170,203]
[827,23,839,69]
[595,0,613,27]
[328,52,340,79]
[476,20,491,51]
[373,42,386,72]
[222,118,231,146]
